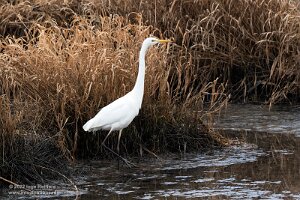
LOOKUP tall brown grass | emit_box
[1,0,299,183]
[0,2,227,183]
[100,0,300,105]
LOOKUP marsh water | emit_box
[213,104,300,137]
[2,104,300,199]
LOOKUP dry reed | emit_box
[1,0,299,183]
[96,0,300,104]
[0,2,226,183]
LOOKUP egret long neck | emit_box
[132,43,148,107]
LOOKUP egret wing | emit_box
[83,93,137,131]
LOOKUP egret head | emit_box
[143,37,172,47]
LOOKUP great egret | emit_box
[83,37,171,155]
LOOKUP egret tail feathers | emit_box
[83,119,95,132]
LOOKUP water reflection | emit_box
[213,104,300,136]
[2,133,300,199]
[70,132,299,199]
[77,104,300,199]
[2,104,300,199]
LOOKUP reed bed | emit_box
[100,0,300,105]
[1,0,299,183]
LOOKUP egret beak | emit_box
[158,39,172,43]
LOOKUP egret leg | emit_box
[101,128,113,146]
[117,129,123,170]
[117,129,123,154]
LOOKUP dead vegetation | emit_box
[101,0,300,105]
[0,0,299,183]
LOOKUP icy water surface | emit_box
[213,104,300,136]
[1,104,300,199]
[73,137,300,200]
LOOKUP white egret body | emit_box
[83,37,171,152]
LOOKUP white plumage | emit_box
[83,37,171,152]
[83,91,138,132]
